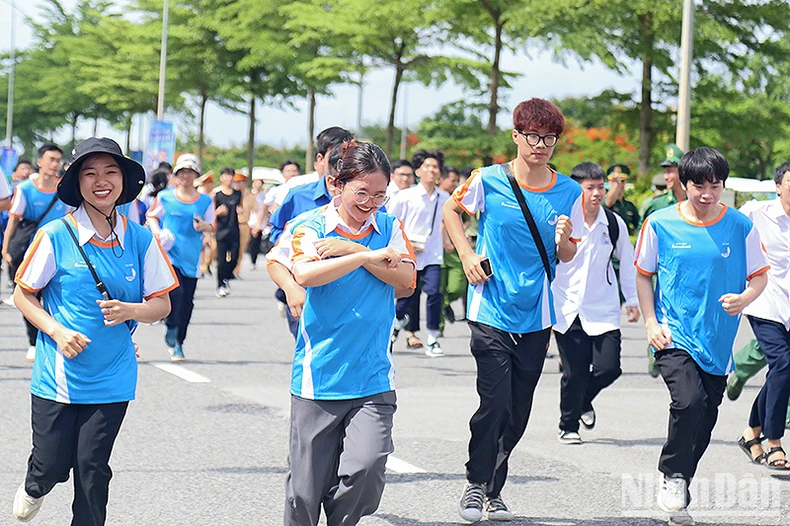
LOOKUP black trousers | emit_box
[26,395,128,526]
[248,233,263,265]
[216,237,239,286]
[555,317,622,432]
[655,349,726,483]
[747,316,790,440]
[10,261,38,346]
[166,267,198,345]
[465,321,550,497]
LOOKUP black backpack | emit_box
[603,207,620,285]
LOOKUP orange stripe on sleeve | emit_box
[14,229,47,284]
[633,218,651,260]
[451,168,480,211]
[748,266,770,281]
[153,236,180,288]
[635,264,655,277]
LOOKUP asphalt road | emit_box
[0,258,787,526]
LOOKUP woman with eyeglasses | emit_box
[283,140,415,526]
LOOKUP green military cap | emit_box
[652,172,667,186]
[660,144,684,167]
[606,164,631,177]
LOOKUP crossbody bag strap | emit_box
[502,163,553,283]
[426,197,440,236]
[32,195,60,229]
[60,218,113,300]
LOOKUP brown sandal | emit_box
[406,336,424,349]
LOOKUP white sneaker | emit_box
[424,340,444,357]
[580,409,596,430]
[25,346,36,363]
[13,482,44,522]
[215,286,229,298]
[486,495,514,521]
[558,429,583,445]
[658,477,688,513]
[458,482,486,522]
[3,294,15,307]
[668,508,695,526]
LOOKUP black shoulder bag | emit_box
[502,163,553,283]
[60,218,113,300]
[8,195,59,267]
[602,207,620,285]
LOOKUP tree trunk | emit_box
[125,116,132,154]
[385,64,404,160]
[487,21,504,137]
[71,114,79,150]
[638,13,655,176]
[198,91,208,167]
[247,95,256,178]
[305,88,316,173]
[93,115,99,136]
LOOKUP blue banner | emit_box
[143,120,176,176]
[1,147,18,184]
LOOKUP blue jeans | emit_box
[396,264,442,332]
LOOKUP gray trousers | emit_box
[284,391,397,526]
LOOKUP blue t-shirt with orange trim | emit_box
[15,210,178,404]
[289,204,414,400]
[10,177,69,225]
[635,204,768,375]
[452,163,583,334]
[147,189,214,278]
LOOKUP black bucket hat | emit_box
[58,137,146,207]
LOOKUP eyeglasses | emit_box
[343,184,389,208]
[516,130,559,147]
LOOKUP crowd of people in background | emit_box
[2,96,789,526]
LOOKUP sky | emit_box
[1,0,644,152]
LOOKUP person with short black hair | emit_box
[387,159,415,200]
[214,167,242,297]
[2,143,70,362]
[444,98,583,522]
[389,149,449,356]
[553,161,639,445]
[635,146,768,525]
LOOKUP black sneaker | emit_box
[486,495,514,521]
[458,482,485,522]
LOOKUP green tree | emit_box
[538,0,790,174]
[205,0,303,176]
[285,0,486,159]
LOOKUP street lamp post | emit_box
[6,0,15,149]
[156,0,169,120]
[675,0,695,152]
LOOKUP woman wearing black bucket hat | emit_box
[11,137,179,525]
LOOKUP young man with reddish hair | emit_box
[444,98,583,522]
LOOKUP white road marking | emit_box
[385,456,426,474]
[151,362,211,383]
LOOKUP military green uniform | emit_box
[608,199,640,236]
[642,191,680,223]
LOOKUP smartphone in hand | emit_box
[480,257,493,278]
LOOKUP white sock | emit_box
[427,330,440,344]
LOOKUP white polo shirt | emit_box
[552,206,638,335]
[741,199,790,330]
[387,183,449,271]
